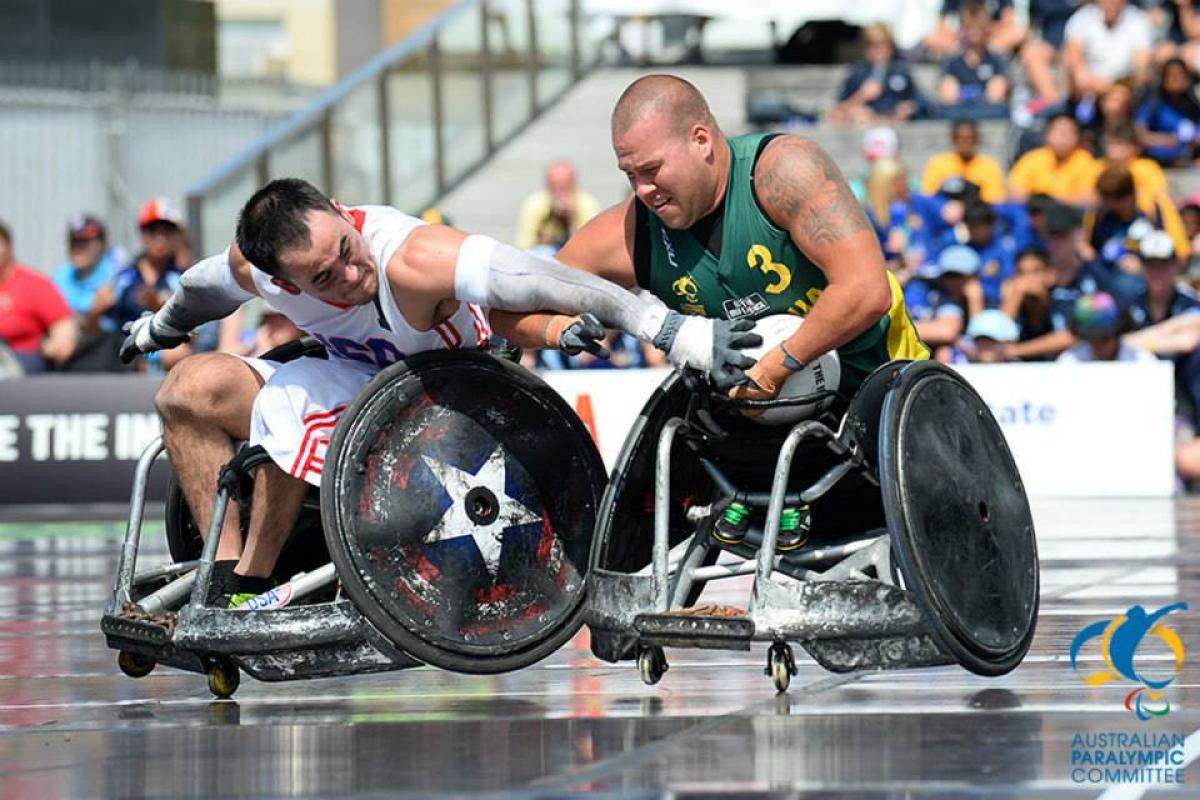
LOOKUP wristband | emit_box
[778,341,806,372]
[542,316,560,349]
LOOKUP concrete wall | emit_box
[382,0,456,45]
[335,0,384,79]
[213,0,337,86]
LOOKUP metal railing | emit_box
[186,0,609,255]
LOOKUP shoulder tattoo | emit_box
[756,137,871,247]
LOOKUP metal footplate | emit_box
[101,610,205,674]
[634,612,755,651]
[102,610,174,645]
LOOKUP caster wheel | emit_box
[118,651,156,679]
[766,642,796,693]
[207,659,240,699]
[637,645,668,686]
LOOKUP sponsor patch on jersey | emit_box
[660,228,681,269]
[672,274,700,303]
[723,293,770,320]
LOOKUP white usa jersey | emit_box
[247,204,491,370]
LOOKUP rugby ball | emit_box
[742,315,840,426]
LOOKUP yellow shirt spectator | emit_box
[922,119,1007,203]
[1008,146,1099,205]
[1088,156,1169,213]
[1087,156,1188,257]
[515,161,600,250]
[921,152,1007,203]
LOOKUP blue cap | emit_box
[966,310,1019,342]
[920,245,981,279]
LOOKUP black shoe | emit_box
[775,507,810,552]
[204,562,274,608]
[712,502,752,546]
[205,560,239,607]
[226,574,275,609]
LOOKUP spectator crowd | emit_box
[832,0,1200,489]
[5,0,1200,485]
[0,199,299,380]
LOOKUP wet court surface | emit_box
[1,499,1198,798]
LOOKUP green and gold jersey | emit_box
[633,132,928,392]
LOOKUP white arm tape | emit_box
[455,233,670,341]
[453,234,499,306]
[155,249,255,334]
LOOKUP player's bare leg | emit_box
[235,463,309,580]
[155,353,264,562]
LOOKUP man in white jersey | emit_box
[121,178,759,606]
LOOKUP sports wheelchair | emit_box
[101,341,607,697]
[583,360,1040,691]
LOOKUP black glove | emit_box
[709,318,762,390]
[559,313,609,357]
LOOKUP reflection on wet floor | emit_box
[0,501,1198,797]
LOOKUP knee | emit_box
[1176,440,1200,481]
[155,354,250,424]
[1020,40,1048,67]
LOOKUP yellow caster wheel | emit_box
[207,659,240,699]
[117,651,156,679]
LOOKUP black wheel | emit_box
[638,645,668,686]
[207,659,240,699]
[592,371,885,603]
[117,651,155,679]
[321,351,606,674]
[879,361,1039,676]
[592,373,727,579]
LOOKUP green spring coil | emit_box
[722,502,750,526]
[780,508,802,532]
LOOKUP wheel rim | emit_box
[322,353,606,673]
[880,362,1039,674]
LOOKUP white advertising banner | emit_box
[540,362,1176,498]
[954,362,1175,498]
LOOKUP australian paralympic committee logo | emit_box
[1068,602,1189,787]
[1070,602,1187,720]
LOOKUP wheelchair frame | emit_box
[585,360,1038,692]
[100,347,606,698]
[100,436,419,699]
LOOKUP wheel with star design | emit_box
[321,350,607,673]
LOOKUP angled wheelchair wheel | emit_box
[321,351,607,674]
[879,361,1039,676]
[592,371,719,585]
[592,371,884,588]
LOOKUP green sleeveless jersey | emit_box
[635,132,928,390]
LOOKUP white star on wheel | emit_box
[421,447,541,577]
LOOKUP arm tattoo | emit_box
[756,138,871,247]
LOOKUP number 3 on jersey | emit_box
[746,244,792,295]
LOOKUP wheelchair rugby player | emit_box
[102,177,762,696]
